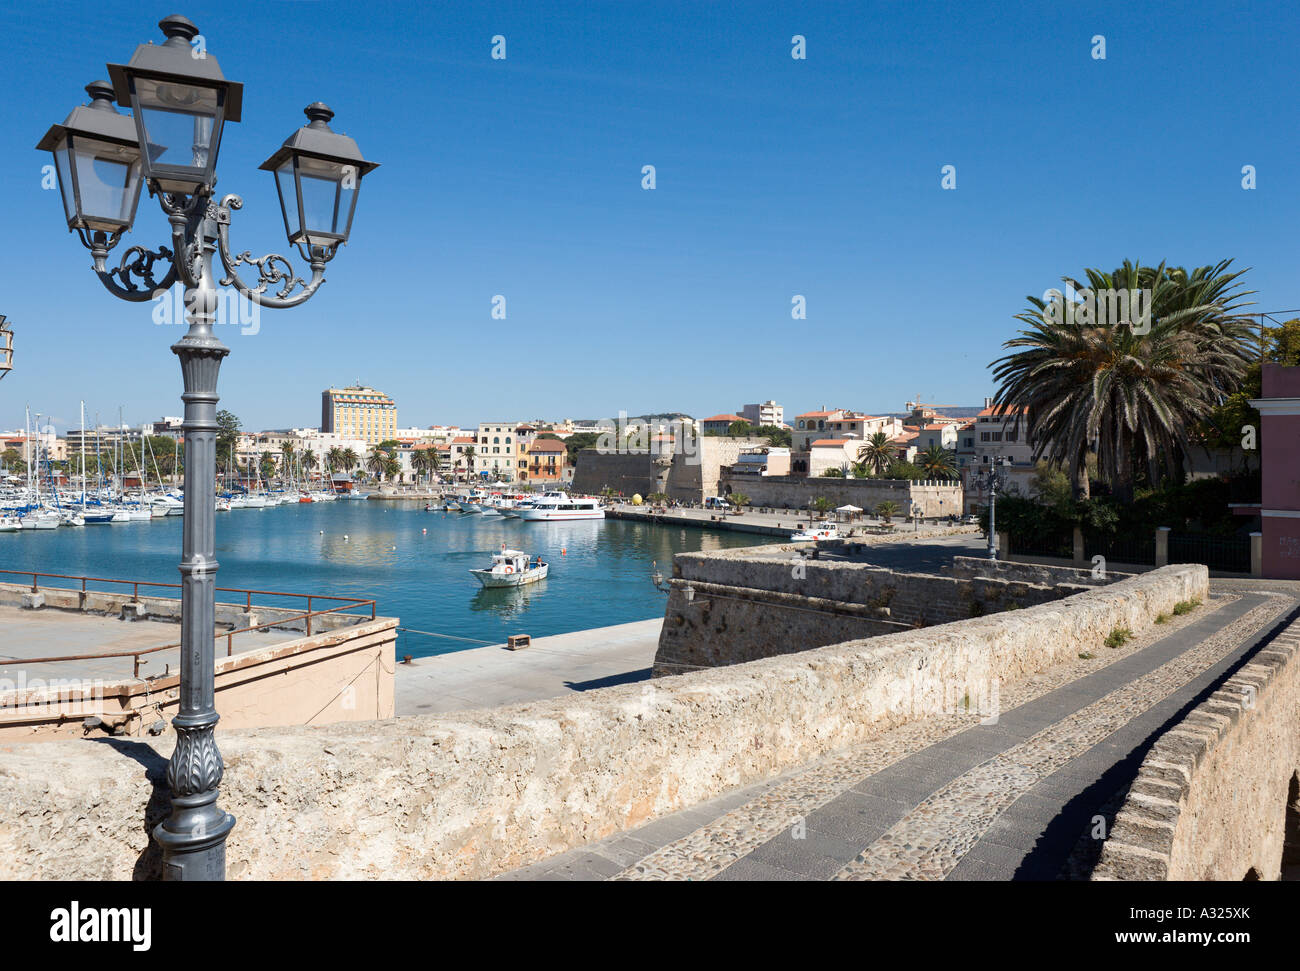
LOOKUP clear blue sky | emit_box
[2,0,1296,434]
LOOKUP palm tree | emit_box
[366,445,390,481]
[411,447,441,485]
[341,447,359,475]
[919,444,958,480]
[859,431,894,476]
[875,501,899,523]
[461,445,477,482]
[991,260,1254,500]
[279,441,295,483]
[300,448,317,484]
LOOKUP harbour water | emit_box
[0,502,771,658]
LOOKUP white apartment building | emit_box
[966,398,1036,502]
[740,400,784,427]
[792,409,904,451]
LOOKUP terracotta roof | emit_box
[978,404,1028,417]
[810,438,853,447]
[702,414,745,423]
[451,436,475,444]
[796,410,839,419]
[890,432,919,443]
[527,439,566,453]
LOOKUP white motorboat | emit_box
[0,516,20,533]
[469,547,549,588]
[790,522,840,542]
[151,494,184,516]
[515,492,604,521]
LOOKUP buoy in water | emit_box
[344,534,349,540]
[422,528,427,534]
[561,548,566,555]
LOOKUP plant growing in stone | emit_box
[1104,627,1133,648]
[1172,598,1201,615]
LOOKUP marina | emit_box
[0,498,769,658]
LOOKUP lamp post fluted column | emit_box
[152,211,236,878]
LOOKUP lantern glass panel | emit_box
[296,155,353,244]
[273,159,297,240]
[52,138,77,225]
[133,76,221,176]
[71,136,142,231]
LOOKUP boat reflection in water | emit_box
[469,580,548,617]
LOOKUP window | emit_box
[980,432,991,442]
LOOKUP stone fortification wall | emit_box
[0,565,1205,881]
[717,475,964,518]
[652,547,1092,674]
[570,438,769,502]
[1092,613,1300,881]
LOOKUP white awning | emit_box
[836,504,863,512]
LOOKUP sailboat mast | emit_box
[80,400,86,504]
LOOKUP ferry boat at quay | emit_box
[515,491,605,521]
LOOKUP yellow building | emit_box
[321,385,397,445]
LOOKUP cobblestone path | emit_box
[498,582,1300,881]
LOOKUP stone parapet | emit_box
[0,565,1204,880]
[1092,614,1300,881]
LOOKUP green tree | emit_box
[886,459,925,480]
[728,492,750,514]
[216,410,240,466]
[919,444,958,480]
[821,467,845,477]
[258,450,276,481]
[812,496,833,517]
[755,424,792,448]
[875,500,899,523]
[411,446,441,484]
[992,260,1254,500]
[860,431,894,476]
[727,420,754,437]
[366,445,392,481]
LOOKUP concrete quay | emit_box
[605,502,982,540]
[395,618,660,715]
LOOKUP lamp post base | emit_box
[153,796,236,880]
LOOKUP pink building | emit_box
[1252,364,1300,579]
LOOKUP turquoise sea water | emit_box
[0,503,769,657]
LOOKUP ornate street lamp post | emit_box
[38,15,377,880]
[977,457,1011,560]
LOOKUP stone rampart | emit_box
[1091,612,1300,880]
[0,565,1205,880]
[652,547,1094,673]
[717,475,964,518]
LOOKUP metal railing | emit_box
[1168,532,1252,574]
[1,569,377,678]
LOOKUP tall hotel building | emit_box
[321,385,397,445]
